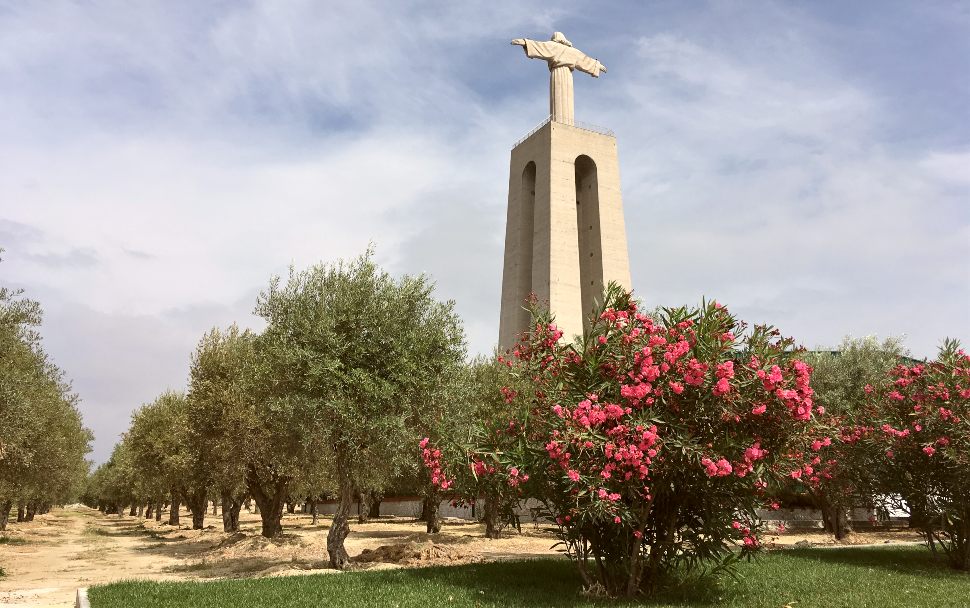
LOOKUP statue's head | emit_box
[551,32,572,47]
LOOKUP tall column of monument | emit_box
[499,33,632,350]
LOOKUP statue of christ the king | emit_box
[511,32,607,125]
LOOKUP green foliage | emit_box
[126,392,193,501]
[794,336,909,538]
[0,259,92,518]
[806,336,908,417]
[185,325,256,506]
[255,249,465,506]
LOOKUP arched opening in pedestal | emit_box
[517,161,537,335]
[575,155,603,333]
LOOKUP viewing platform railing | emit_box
[512,116,615,148]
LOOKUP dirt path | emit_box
[0,506,187,607]
[0,506,923,608]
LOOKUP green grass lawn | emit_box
[88,546,969,608]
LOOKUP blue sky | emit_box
[1,0,967,464]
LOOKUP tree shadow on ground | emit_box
[780,545,966,579]
[402,559,723,607]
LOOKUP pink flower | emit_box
[922,446,936,457]
[669,381,685,394]
[419,437,430,448]
[701,457,718,477]
[567,470,580,482]
[614,516,622,524]
[751,404,767,415]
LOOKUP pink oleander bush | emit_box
[865,339,970,570]
[423,285,820,596]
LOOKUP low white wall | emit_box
[312,497,543,522]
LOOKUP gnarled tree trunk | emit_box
[129,504,138,517]
[17,504,25,523]
[423,492,441,534]
[185,488,207,530]
[247,465,288,538]
[25,503,37,522]
[328,461,355,569]
[220,490,245,533]
[0,500,11,531]
[483,494,503,539]
[819,496,852,541]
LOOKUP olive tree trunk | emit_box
[246,465,288,538]
[483,495,504,539]
[0,500,11,531]
[220,490,245,533]
[168,492,182,526]
[819,496,852,541]
[358,491,373,524]
[423,493,441,534]
[328,461,355,569]
[186,489,207,530]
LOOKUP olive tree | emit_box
[255,249,465,568]
[801,336,907,539]
[185,325,255,532]
[125,392,200,527]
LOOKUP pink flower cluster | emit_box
[731,520,759,548]
[419,437,452,491]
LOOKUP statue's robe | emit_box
[518,39,605,123]
[520,39,605,77]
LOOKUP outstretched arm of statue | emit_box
[511,38,526,46]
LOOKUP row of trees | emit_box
[423,286,969,596]
[0,256,92,530]
[81,250,966,591]
[85,250,483,568]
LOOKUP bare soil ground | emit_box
[0,506,923,608]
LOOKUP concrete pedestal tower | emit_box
[499,32,632,349]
